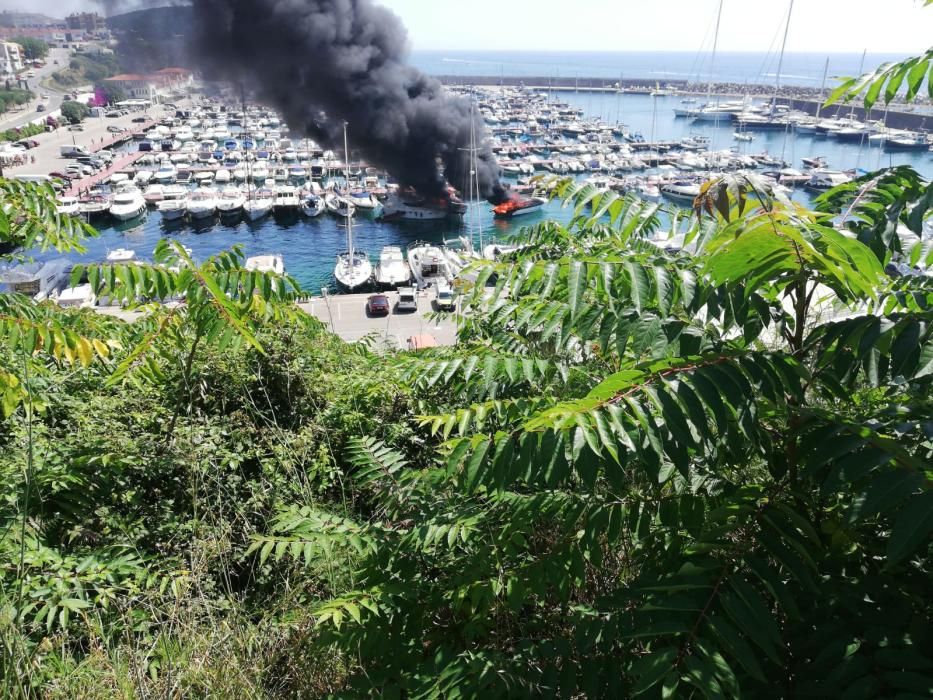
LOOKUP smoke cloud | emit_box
[183,0,505,202]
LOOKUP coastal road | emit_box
[0,47,72,131]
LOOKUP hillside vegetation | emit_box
[47,53,121,91]
[0,47,932,698]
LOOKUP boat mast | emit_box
[816,56,829,121]
[470,95,484,251]
[343,122,353,271]
[848,49,866,120]
[772,0,794,116]
[706,0,724,108]
[241,86,251,202]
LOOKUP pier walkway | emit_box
[66,151,147,196]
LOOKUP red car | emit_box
[366,294,390,316]
[49,171,80,181]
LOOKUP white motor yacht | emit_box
[57,283,97,308]
[79,194,111,218]
[56,196,81,215]
[187,187,218,219]
[106,248,137,263]
[245,254,285,275]
[408,242,454,288]
[273,185,301,212]
[243,189,275,221]
[347,190,380,210]
[216,186,246,215]
[153,162,177,183]
[109,184,147,221]
[0,259,72,301]
[381,193,448,221]
[374,245,412,287]
[659,180,701,204]
[325,193,355,219]
[300,194,326,217]
[158,197,188,221]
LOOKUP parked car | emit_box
[15,139,38,149]
[49,171,80,181]
[36,104,46,112]
[107,125,126,133]
[105,112,120,118]
[132,116,147,123]
[68,124,84,131]
[435,281,455,311]
[396,287,418,313]
[365,294,390,317]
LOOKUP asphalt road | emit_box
[1,47,75,131]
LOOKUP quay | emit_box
[66,151,146,196]
[97,289,459,350]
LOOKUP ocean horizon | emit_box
[411,50,914,88]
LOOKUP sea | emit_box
[30,52,933,293]
[410,50,913,88]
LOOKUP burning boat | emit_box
[492,195,547,219]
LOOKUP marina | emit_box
[6,85,928,295]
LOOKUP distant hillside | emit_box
[107,5,194,73]
[47,52,122,91]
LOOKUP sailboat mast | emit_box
[241,87,251,201]
[849,49,867,119]
[706,0,724,105]
[772,0,794,115]
[470,96,484,251]
[816,56,829,121]
[343,122,353,267]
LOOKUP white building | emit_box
[1,41,23,77]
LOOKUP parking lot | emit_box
[300,290,459,349]
[2,99,189,179]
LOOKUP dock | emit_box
[66,151,147,196]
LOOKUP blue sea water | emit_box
[27,54,933,293]
[410,50,912,88]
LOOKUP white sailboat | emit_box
[333,124,372,290]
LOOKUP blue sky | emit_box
[382,0,933,53]
[27,0,933,54]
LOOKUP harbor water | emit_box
[36,92,933,293]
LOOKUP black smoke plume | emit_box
[107,0,500,202]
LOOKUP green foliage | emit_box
[11,37,48,61]
[0,88,33,115]
[59,100,89,125]
[2,98,933,695]
[49,53,120,90]
[282,174,933,697]
[0,123,44,143]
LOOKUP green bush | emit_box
[11,36,48,61]
[0,123,45,142]
[60,100,89,125]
